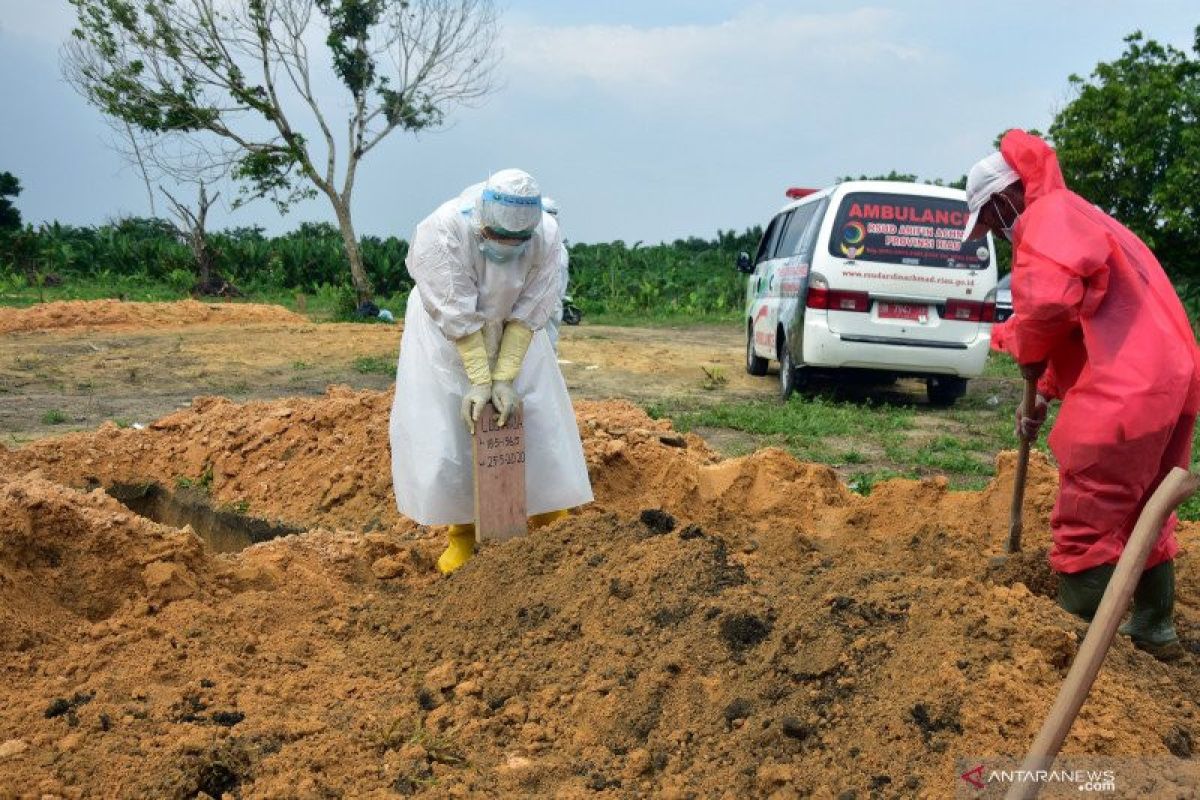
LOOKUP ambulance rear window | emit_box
[827,191,990,269]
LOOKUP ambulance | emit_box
[737,180,998,405]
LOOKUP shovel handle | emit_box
[1005,467,1198,799]
[1006,378,1039,554]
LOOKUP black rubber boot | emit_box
[1056,564,1115,622]
[1118,561,1183,661]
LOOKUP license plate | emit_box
[877,302,928,322]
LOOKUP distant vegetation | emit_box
[0,218,761,321]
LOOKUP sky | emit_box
[0,1,1197,245]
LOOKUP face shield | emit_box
[473,169,541,263]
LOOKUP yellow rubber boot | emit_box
[437,524,476,576]
[529,509,569,529]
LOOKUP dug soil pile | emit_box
[0,395,1196,798]
[0,300,305,334]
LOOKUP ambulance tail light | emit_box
[945,298,995,323]
[807,275,869,313]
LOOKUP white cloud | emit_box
[501,7,927,103]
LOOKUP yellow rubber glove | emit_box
[493,322,534,382]
[455,329,492,385]
[491,380,519,427]
[455,330,492,434]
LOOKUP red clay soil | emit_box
[0,395,1196,798]
[0,300,305,334]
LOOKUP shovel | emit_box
[1004,466,1198,799]
[1006,378,1039,554]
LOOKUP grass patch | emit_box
[700,365,728,390]
[1179,493,1200,522]
[0,275,188,307]
[652,395,913,439]
[841,450,867,465]
[913,435,993,475]
[176,465,214,494]
[648,362,1056,490]
[649,395,913,467]
[847,469,916,495]
[41,409,68,425]
[583,311,740,327]
[983,352,1021,379]
[219,499,251,515]
[353,355,393,375]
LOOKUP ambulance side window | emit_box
[754,213,788,265]
[776,203,818,259]
[795,199,829,263]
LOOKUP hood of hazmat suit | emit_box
[990,129,1200,573]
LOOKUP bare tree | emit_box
[61,54,240,295]
[65,0,500,302]
[161,182,232,294]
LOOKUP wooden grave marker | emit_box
[472,404,527,541]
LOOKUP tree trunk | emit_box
[194,232,214,290]
[333,199,373,303]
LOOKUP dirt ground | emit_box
[0,307,1007,445]
[0,302,1196,798]
[0,315,768,441]
[0,393,1197,797]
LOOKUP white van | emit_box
[736,180,998,405]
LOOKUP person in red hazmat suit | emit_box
[962,129,1200,661]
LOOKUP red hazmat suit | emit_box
[990,130,1200,574]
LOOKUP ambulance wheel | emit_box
[779,336,803,401]
[746,323,768,376]
[927,376,968,406]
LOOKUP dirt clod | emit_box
[211,711,245,727]
[639,508,677,534]
[909,703,962,743]
[44,698,71,719]
[723,698,752,723]
[1165,727,1193,758]
[718,612,772,652]
[781,716,816,741]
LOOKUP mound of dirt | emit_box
[0,395,1197,797]
[0,299,305,334]
[0,476,209,652]
[0,392,1053,557]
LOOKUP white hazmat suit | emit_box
[389,178,593,528]
[541,196,569,351]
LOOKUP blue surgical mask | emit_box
[479,239,528,263]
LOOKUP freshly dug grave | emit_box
[0,390,1050,552]
[0,299,305,334]
[0,397,1196,798]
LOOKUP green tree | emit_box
[1048,27,1200,276]
[0,172,22,231]
[837,170,966,189]
[65,0,499,302]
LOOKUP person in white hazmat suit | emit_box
[389,169,593,575]
[541,196,570,352]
